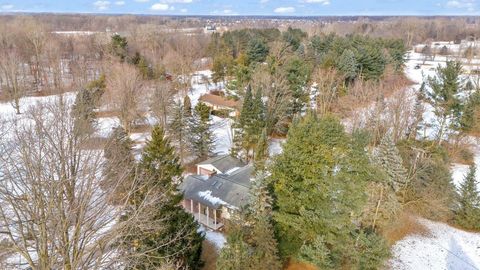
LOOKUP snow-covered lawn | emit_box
[390,48,480,269]
[198,225,226,250]
[390,219,480,270]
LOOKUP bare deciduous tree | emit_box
[0,27,26,114]
[104,63,145,133]
[150,81,175,128]
[0,99,122,269]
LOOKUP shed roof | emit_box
[198,155,245,174]
[199,94,240,109]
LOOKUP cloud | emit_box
[151,3,169,10]
[163,0,193,3]
[446,0,476,11]
[303,0,330,4]
[180,8,188,12]
[260,0,269,3]
[274,6,295,13]
[1,4,13,10]
[135,0,150,2]
[115,1,125,5]
[93,1,110,10]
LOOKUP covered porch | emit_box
[183,198,224,230]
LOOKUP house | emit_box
[198,93,240,117]
[179,155,253,230]
[204,25,217,34]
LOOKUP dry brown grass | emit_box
[444,142,474,165]
[284,259,318,270]
[335,71,413,118]
[382,212,431,246]
[201,240,219,270]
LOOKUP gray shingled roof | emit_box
[179,164,254,209]
[197,155,245,174]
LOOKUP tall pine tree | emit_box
[103,126,135,204]
[189,107,215,160]
[123,126,203,269]
[247,172,282,270]
[425,61,465,143]
[455,164,480,230]
[374,134,409,192]
[271,113,374,267]
[169,101,191,163]
[216,228,249,270]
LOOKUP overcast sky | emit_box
[0,0,479,16]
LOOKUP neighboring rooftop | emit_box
[198,154,245,174]
[199,94,240,109]
[180,164,254,209]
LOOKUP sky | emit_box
[0,0,479,16]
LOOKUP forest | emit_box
[0,15,479,270]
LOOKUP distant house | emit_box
[179,155,253,230]
[199,93,240,117]
[204,25,217,34]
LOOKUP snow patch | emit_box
[198,190,228,207]
[390,219,480,270]
[198,225,226,250]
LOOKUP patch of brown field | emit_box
[270,132,287,139]
[0,88,75,102]
[443,142,474,165]
[284,259,318,270]
[201,240,219,270]
[382,213,431,245]
[335,72,413,118]
[95,110,120,118]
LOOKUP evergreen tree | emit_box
[195,102,211,122]
[189,111,215,159]
[236,85,266,161]
[298,236,332,269]
[425,61,465,142]
[246,38,269,64]
[460,91,480,133]
[247,172,282,270]
[271,113,374,267]
[169,101,191,163]
[240,85,255,127]
[355,43,386,81]
[103,126,135,203]
[111,34,128,61]
[184,95,192,117]
[216,228,249,270]
[254,129,268,170]
[374,134,409,192]
[85,74,106,103]
[285,57,311,116]
[72,76,106,135]
[124,126,203,269]
[72,88,97,135]
[353,230,391,270]
[337,49,358,84]
[455,164,480,230]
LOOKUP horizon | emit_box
[1,0,480,16]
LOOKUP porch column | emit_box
[206,206,209,227]
[214,209,217,229]
[198,202,201,221]
[190,199,193,213]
